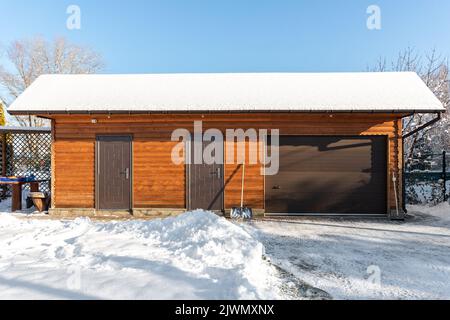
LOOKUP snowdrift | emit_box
[0,210,285,300]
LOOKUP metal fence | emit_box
[0,127,51,196]
[405,151,449,205]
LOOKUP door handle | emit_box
[120,168,130,180]
[272,185,281,190]
[216,167,221,179]
[210,168,221,179]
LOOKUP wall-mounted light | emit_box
[91,118,98,124]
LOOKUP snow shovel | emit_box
[230,162,253,219]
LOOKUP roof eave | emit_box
[8,109,446,116]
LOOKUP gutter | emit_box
[8,109,446,116]
[401,112,442,213]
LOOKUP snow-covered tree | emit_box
[0,36,104,127]
[372,48,450,165]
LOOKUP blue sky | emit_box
[1,0,449,73]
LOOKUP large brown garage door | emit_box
[265,136,387,215]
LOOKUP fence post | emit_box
[443,151,447,202]
[1,133,6,176]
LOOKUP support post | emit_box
[11,183,22,212]
[30,181,39,193]
[443,151,447,202]
[391,119,405,220]
[402,136,407,213]
[1,133,6,176]
[50,118,56,209]
[1,134,7,199]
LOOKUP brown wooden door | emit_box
[266,136,387,215]
[188,140,224,211]
[96,136,132,210]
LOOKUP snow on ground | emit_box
[409,202,450,222]
[243,203,450,300]
[0,202,288,300]
[1,195,449,300]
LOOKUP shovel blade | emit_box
[230,207,253,219]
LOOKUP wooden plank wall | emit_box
[49,113,403,211]
[53,139,95,208]
[133,140,185,208]
[224,140,264,209]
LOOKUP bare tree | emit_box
[0,36,104,127]
[371,48,450,167]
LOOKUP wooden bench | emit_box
[0,180,50,212]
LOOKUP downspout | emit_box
[402,112,442,213]
[402,113,441,140]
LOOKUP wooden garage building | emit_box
[8,72,444,219]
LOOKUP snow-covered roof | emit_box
[0,126,51,133]
[8,72,444,114]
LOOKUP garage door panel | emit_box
[268,195,387,214]
[268,172,385,193]
[266,136,387,215]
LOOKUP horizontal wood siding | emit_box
[133,140,185,208]
[49,113,404,211]
[224,141,264,209]
[53,140,94,208]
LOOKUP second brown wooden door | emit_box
[188,139,224,211]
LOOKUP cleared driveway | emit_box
[245,204,450,299]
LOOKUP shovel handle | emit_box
[241,163,245,208]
